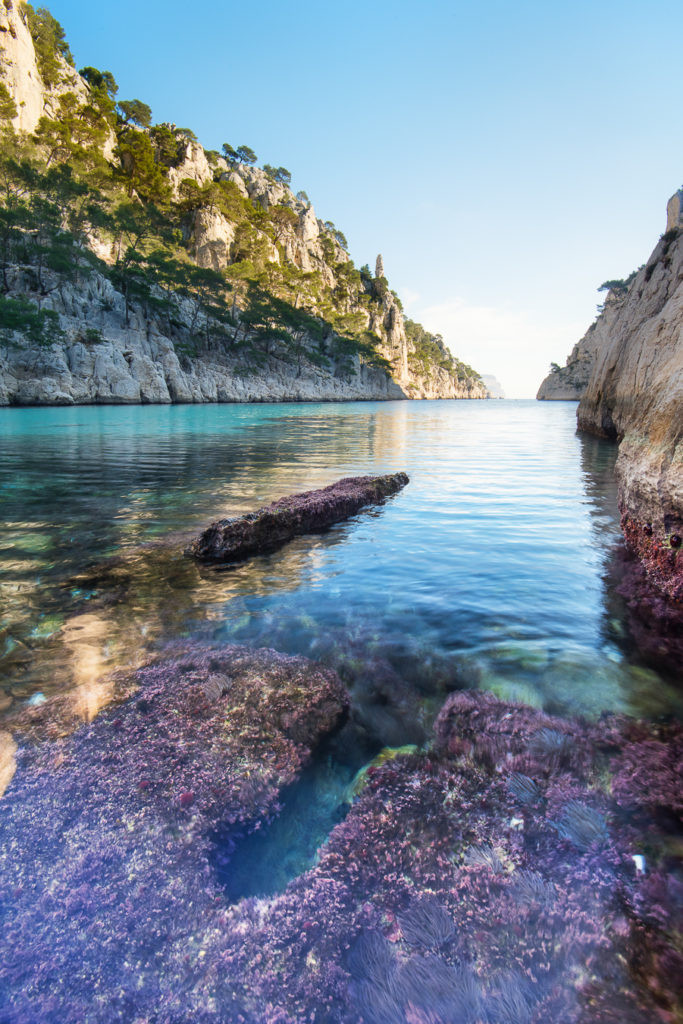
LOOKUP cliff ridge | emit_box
[0,3,486,405]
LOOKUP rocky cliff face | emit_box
[0,266,405,405]
[576,203,683,603]
[537,289,629,401]
[0,1,83,133]
[0,4,486,406]
[0,173,485,404]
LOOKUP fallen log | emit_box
[187,472,409,564]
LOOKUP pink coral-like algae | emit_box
[0,669,681,1022]
[188,472,409,563]
[620,507,683,604]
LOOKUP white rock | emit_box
[188,208,235,269]
[167,141,213,196]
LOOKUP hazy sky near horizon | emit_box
[46,0,682,397]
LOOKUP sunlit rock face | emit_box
[0,3,46,133]
[0,3,82,133]
[666,188,683,232]
[537,288,627,401]
[0,3,98,141]
[577,199,683,603]
[166,140,213,195]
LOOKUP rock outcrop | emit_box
[188,472,409,563]
[536,288,629,400]
[0,2,85,133]
[576,203,683,603]
[666,187,683,232]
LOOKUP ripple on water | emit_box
[0,399,680,722]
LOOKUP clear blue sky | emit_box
[47,0,682,396]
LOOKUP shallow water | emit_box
[1,399,681,1020]
[0,399,680,726]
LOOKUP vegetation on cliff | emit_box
[405,318,481,385]
[0,3,482,396]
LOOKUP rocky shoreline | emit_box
[0,265,487,410]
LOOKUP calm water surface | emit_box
[0,399,679,730]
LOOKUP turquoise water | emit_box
[0,399,680,727]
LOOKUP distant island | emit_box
[481,374,505,398]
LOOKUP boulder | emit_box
[188,472,409,563]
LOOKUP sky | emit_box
[45,0,683,397]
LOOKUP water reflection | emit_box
[0,400,680,729]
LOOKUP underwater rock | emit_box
[0,644,348,1022]
[200,693,681,1022]
[1,685,681,1022]
[187,472,409,563]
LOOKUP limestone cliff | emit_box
[0,2,486,405]
[0,1,84,133]
[537,288,630,401]
[576,198,683,603]
[0,268,405,405]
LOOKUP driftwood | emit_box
[187,472,409,564]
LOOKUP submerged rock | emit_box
[0,644,348,1022]
[1,678,681,1022]
[188,472,409,563]
[614,543,683,671]
[168,689,680,1023]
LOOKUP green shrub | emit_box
[21,3,74,87]
[0,294,64,346]
[77,327,105,345]
[0,83,17,123]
